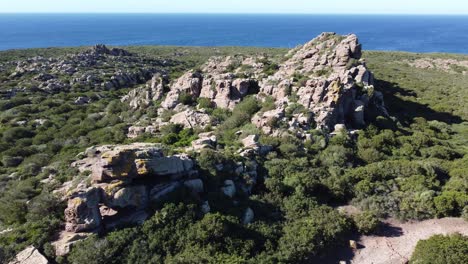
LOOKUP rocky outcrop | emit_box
[8,45,165,94]
[62,143,200,235]
[90,44,132,57]
[161,71,203,109]
[8,246,49,264]
[133,33,387,134]
[122,73,168,109]
[72,144,196,183]
[256,32,384,131]
[162,56,260,110]
[406,58,468,75]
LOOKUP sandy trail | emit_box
[350,217,468,264]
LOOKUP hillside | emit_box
[0,34,467,264]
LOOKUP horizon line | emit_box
[1,12,468,16]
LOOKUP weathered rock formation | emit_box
[61,143,199,234]
[161,56,261,110]
[124,33,387,134]
[257,33,378,131]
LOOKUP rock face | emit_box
[8,246,49,264]
[62,143,199,234]
[169,109,211,129]
[64,187,102,232]
[122,73,168,109]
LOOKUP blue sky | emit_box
[1,0,468,14]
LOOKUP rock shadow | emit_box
[374,222,404,238]
[375,79,464,125]
[308,232,360,264]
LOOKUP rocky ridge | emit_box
[2,44,169,96]
[125,33,388,139]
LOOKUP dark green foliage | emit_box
[352,211,380,234]
[1,46,468,263]
[278,205,351,262]
[178,91,195,106]
[197,97,214,110]
[410,234,468,264]
[261,60,280,76]
[216,96,261,146]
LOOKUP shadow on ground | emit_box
[375,79,464,125]
[312,222,405,264]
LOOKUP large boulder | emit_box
[242,135,259,149]
[190,132,217,151]
[78,144,195,182]
[242,208,255,225]
[184,179,204,193]
[8,246,49,264]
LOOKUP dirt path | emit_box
[350,217,468,264]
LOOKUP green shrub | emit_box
[179,92,194,105]
[410,234,468,264]
[2,127,35,143]
[353,211,380,234]
[197,97,214,110]
[278,206,351,262]
[2,155,24,167]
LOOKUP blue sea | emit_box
[1,14,468,53]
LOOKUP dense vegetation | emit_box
[0,46,467,263]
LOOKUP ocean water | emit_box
[0,14,468,53]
